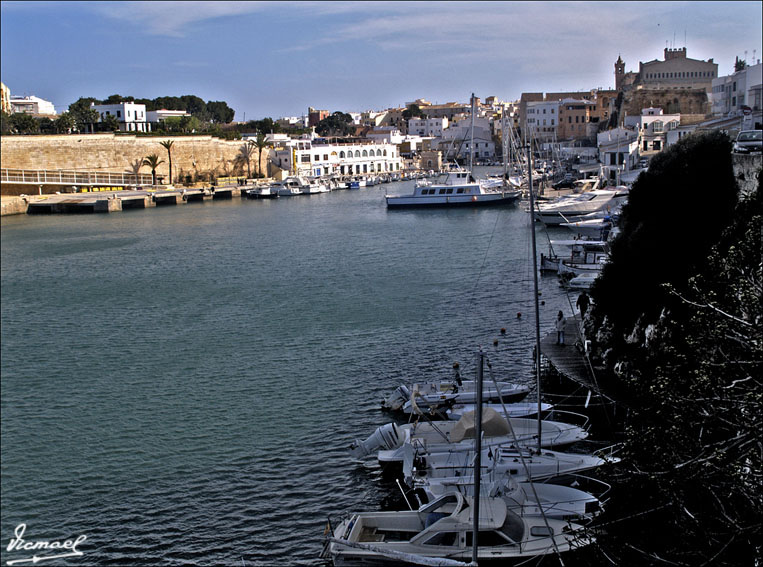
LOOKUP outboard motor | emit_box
[381,385,411,412]
[349,423,402,459]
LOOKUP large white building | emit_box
[271,138,403,177]
[711,61,762,117]
[408,117,449,137]
[91,101,150,132]
[525,100,560,140]
[10,95,56,116]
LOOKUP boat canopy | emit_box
[450,408,511,442]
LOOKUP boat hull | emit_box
[386,193,520,209]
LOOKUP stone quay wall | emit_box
[1,133,270,188]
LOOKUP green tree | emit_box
[402,104,425,120]
[141,154,165,186]
[585,133,761,565]
[253,132,270,178]
[68,97,100,133]
[102,114,120,132]
[9,113,39,134]
[206,100,235,124]
[1,110,12,135]
[159,140,175,184]
[54,112,75,134]
[315,111,354,137]
[238,140,256,178]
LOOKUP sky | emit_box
[1,1,761,121]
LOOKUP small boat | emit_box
[245,186,279,199]
[322,491,591,565]
[352,408,589,463]
[560,210,618,240]
[386,169,521,209]
[563,272,599,290]
[349,177,367,189]
[533,184,629,225]
[382,380,531,414]
[404,444,620,487]
[446,402,553,420]
[302,178,331,194]
[539,239,609,275]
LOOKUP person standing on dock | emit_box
[555,310,567,345]
[576,291,591,319]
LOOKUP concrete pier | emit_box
[0,186,244,216]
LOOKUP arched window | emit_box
[383,149,387,156]
[369,149,375,157]
[355,150,360,158]
[362,150,368,157]
[339,151,345,158]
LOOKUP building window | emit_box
[339,151,345,158]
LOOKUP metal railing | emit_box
[1,168,154,186]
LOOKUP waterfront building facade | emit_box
[557,99,598,141]
[597,127,640,181]
[711,61,762,117]
[525,100,559,141]
[407,117,448,137]
[10,94,56,116]
[624,107,681,153]
[91,102,150,132]
[271,139,403,177]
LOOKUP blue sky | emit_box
[2,1,761,121]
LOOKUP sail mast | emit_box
[472,349,483,565]
[526,145,543,453]
[469,93,475,172]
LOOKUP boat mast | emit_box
[469,93,475,172]
[472,349,483,566]
[502,109,509,189]
[526,144,543,453]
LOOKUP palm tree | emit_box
[142,154,165,186]
[254,132,270,178]
[239,140,256,179]
[159,140,174,185]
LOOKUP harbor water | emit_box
[1,171,581,565]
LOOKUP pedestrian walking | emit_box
[555,310,567,345]
[576,291,591,318]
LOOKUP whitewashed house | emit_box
[625,107,681,153]
[10,95,56,116]
[597,127,640,182]
[92,102,150,132]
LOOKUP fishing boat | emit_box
[539,239,609,275]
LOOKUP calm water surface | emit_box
[1,173,579,565]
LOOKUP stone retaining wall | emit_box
[0,133,269,188]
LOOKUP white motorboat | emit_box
[302,178,331,194]
[385,169,521,209]
[404,444,619,487]
[351,408,589,463]
[271,176,307,196]
[446,402,553,420]
[409,462,605,524]
[560,210,618,240]
[563,272,599,290]
[534,185,629,225]
[381,380,531,414]
[322,491,591,565]
[245,186,279,199]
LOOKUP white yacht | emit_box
[322,492,592,565]
[533,185,629,225]
[386,169,521,209]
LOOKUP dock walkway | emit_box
[539,314,598,392]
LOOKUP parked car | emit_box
[733,130,762,154]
